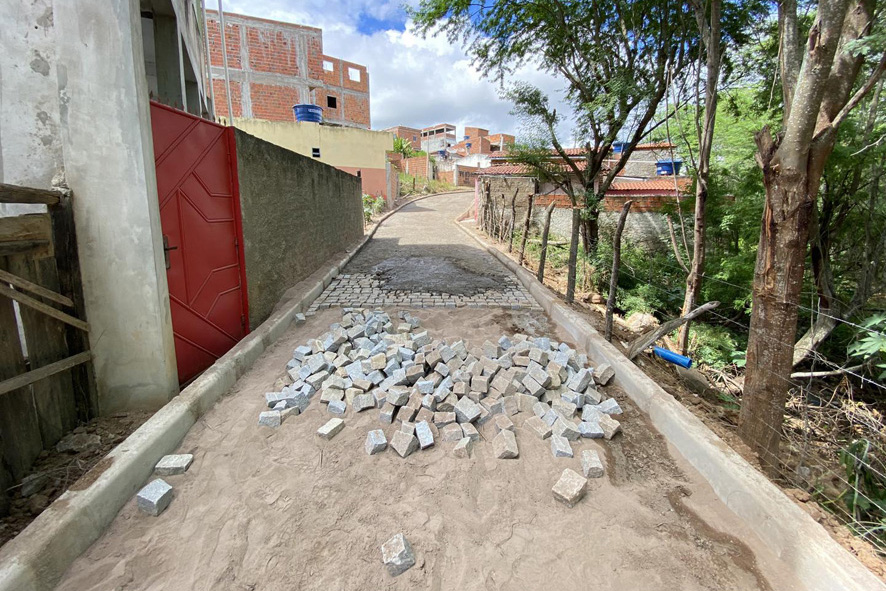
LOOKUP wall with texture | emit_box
[234,129,363,327]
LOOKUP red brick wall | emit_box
[464,127,489,140]
[603,194,677,212]
[247,28,299,75]
[402,155,430,179]
[344,94,370,127]
[213,79,243,119]
[207,20,241,69]
[250,83,300,121]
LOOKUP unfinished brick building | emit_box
[206,11,370,128]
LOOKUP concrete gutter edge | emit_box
[0,193,443,591]
[455,219,885,591]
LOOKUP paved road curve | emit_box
[309,191,538,311]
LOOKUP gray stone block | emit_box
[398,405,418,422]
[258,411,282,428]
[400,421,416,435]
[581,449,605,478]
[390,430,419,458]
[317,418,345,439]
[365,430,388,455]
[596,398,623,415]
[415,420,435,449]
[440,423,463,442]
[566,368,592,392]
[492,429,519,459]
[328,400,347,415]
[380,402,397,423]
[599,414,622,440]
[154,454,194,476]
[551,434,573,458]
[460,422,480,442]
[136,478,173,516]
[552,468,587,507]
[525,416,553,439]
[470,375,489,393]
[582,405,604,423]
[493,414,515,433]
[553,418,580,441]
[593,363,615,385]
[453,397,482,423]
[433,411,456,428]
[578,421,604,439]
[353,394,375,412]
[381,533,416,577]
[521,375,545,398]
[541,409,558,426]
[386,386,410,406]
[533,401,549,419]
[453,437,474,458]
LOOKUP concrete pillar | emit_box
[153,15,183,108]
[53,0,179,413]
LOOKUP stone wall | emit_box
[234,129,363,328]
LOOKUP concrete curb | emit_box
[0,193,451,591]
[455,219,885,591]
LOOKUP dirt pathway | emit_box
[55,193,795,591]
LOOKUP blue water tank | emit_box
[656,159,683,176]
[293,104,323,123]
[612,141,629,153]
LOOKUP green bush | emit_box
[362,194,385,222]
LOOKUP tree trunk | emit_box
[507,190,518,252]
[517,195,534,266]
[678,0,721,354]
[566,207,580,303]
[738,155,815,471]
[537,202,556,283]
[606,201,633,341]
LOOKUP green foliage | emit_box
[393,137,416,158]
[397,172,457,196]
[687,323,743,369]
[840,439,886,551]
[362,194,384,222]
[848,314,886,380]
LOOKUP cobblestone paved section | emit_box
[309,192,541,312]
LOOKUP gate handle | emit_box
[163,235,178,270]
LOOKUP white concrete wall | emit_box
[1,0,180,413]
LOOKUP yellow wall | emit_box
[233,118,393,170]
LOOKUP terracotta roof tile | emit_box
[608,178,691,192]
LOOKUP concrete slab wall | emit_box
[1,0,180,414]
[233,128,363,328]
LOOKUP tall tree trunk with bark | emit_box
[738,0,883,467]
[677,0,722,354]
[566,207,581,303]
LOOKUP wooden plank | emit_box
[0,282,89,332]
[8,256,79,446]
[0,268,74,308]
[627,301,720,359]
[50,192,97,420]
[0,182,61,205]
[0,275,43,483]
[0,352,91,397]
[0,213,52,257]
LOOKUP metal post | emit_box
[201,0,215,119]
[217,0,234,121]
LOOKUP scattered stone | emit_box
[578,421,604,439]
[56,432,101,454]
[136,478,173,516]
[525,416,553,439]
[493,414,515,433]
[328,400,347,415]
[596,397,623,415]
[566,368,592,392]
[453,437,474,458]
[551,434,573,458]
[599,414,622,440]
[433,411,456,428]
[353,393,376,412]
[415,420,435,449]
[552,418,580,441]
[390,430,419,458]
[365,430,388,455]
[453,396,481,423]
[379,402,397,424]
[460,422,480,442]
[154,454,194,476]
[581,449,604,478]
[317,418,345,439]
[440,423,463,442]
[381,533,416,577]
[258,411,282,428]
[552,468,587,507]
[492,429,519,459]
[593,363,615,385]
[398,406,418,422]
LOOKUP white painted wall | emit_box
[1,0,180,413]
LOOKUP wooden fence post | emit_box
[517,194,535,266]
[537,201,556,282]
[605,200,633,342]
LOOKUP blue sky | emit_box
[222,0,570,140]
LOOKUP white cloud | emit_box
[220,0,574,143]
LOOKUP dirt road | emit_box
[56,192,793,591]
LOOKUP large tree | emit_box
[738,0,886,468]
[411,0,696,298]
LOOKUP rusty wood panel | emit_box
[7,256,79,446]
[0,271,42,484]
[0,213,52,257]
[50,192,97,420]
[0,283,89,332]
[0,268,74,308]
[0,182,61,205]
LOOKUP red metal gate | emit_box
[150,101,249,384]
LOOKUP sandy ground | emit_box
[56,307,794,591]
[56,194,798,590]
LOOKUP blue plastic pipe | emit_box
[653,346,692,368]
